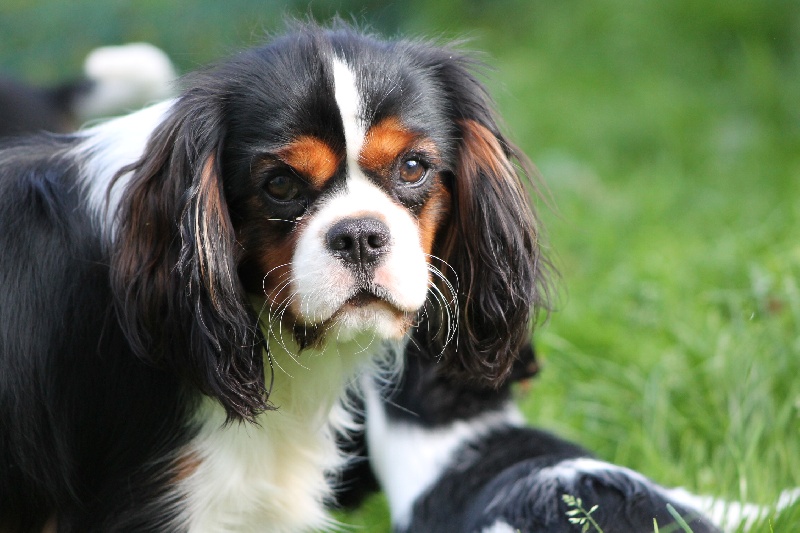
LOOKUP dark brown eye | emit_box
[399,158,428,184]
[265,174,300,202]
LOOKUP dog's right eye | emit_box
[265,174,301,202]
[398,158,429,185]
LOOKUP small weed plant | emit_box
[562,494,698,533]
[563,494,603,533]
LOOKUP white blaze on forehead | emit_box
[331,57,365,162]
[286,55,430,336]
[331,56,397,199]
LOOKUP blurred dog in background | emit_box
[0,42,176,138]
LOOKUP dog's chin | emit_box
[333,298,413,341]
[294,290,417,342]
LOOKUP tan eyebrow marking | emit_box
[358,117,419,175]
[275,135,340,188]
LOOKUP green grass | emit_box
[3,1,798,530]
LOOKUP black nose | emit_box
[326,217,390,268]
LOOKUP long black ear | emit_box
[110,91,267,421]
[425,50,551,385]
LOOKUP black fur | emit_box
[386,330,540,427]
[0,136,193,532]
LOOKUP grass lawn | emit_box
[2,1,798,530]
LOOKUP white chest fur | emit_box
[177,334,381,533]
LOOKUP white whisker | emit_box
[423,261,459,355]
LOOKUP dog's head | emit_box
[111,23,550,420]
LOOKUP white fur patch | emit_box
[74,100,173,235]
[535,457,645,485]
[363,379,524,531]
[331,57,365,161]
[178,333,382,533]
[480,521,518,533]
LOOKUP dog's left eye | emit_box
[399,158,429,185]
[265,174,301,202]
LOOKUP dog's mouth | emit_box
[345,288,385,309]
[292,288,415,347]
[283,262,425,341]
[342,285,409,314]
[328,286,414,340]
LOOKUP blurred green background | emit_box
[3,1,799,530]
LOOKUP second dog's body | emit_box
[360,342,721,533]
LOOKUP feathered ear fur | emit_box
[425,51,551,385]
[110,91,267,421]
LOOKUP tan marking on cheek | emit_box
[359,117,417,174]
[276,136,340,187]
[258,237,297,312]
[417,176,451,255]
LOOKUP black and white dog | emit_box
[0,43,175,138]
[355,337,727,532]
[0,23,548,532]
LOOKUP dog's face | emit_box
[113,25,548,419]
[225,54,454,342]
